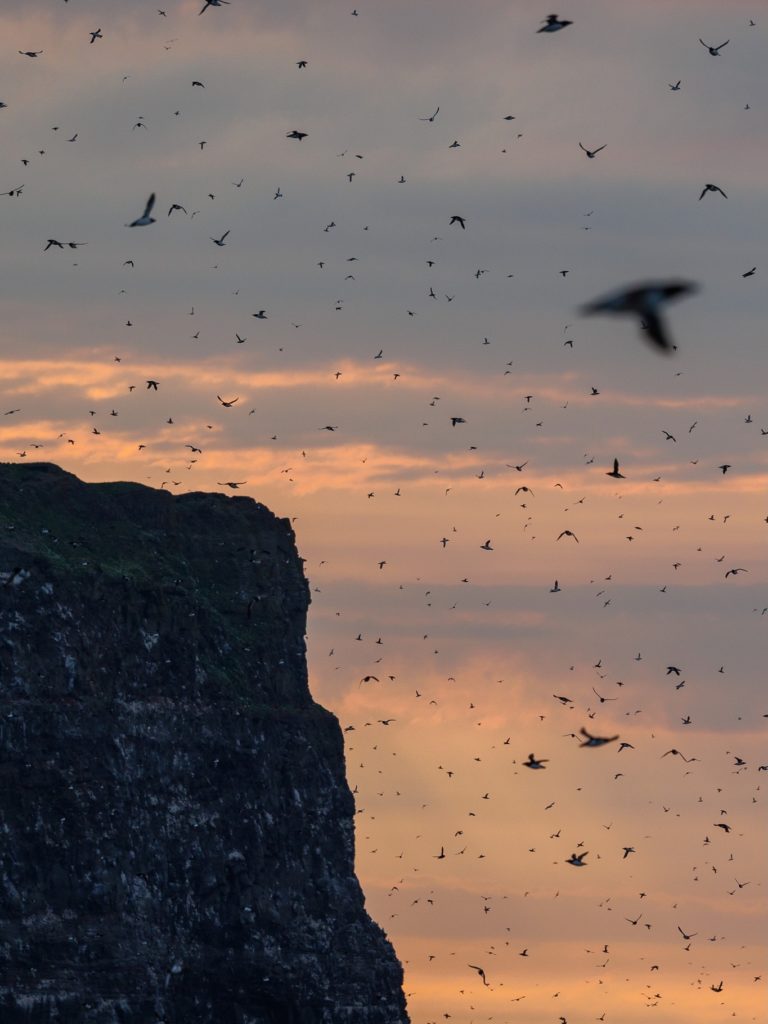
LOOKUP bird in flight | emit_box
[449,215,466,229]
[580,280,698,353]
[579,142,606,158]
[419,107,440,122]
[217,481,247,489]
[200,0,230,12]
[286,130,308,140]
[606,458,625,479]
[538,14,572,33]
[579,727,619,747]
[699,183,727,200]
[557,529,579,542]
[211,230,230,246]
[468,965,490,986]
[127,193,156,227]
[566,851,588,866]
[524,753,548,769]
[699,38,729,55]
[217,395,239,407]
[669,80,681,90]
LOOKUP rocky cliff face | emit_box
[0,463,409,1024]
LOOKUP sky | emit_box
[1,1,766,1022]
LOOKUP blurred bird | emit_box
[580,280,698,353]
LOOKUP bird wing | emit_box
[640,309,673,352]
[143,193,156,218]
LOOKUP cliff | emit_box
[0,462,409,1024]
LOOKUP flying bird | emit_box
[699,183,727,200]
[580,280,698,353]
[468,965,490,986]
[127,193,156,227]
[579,727,619,747]
[557,529,579,542]
[566,851,588,866]
[538,14,572,33]
[606,458,625,479]
[200,0,230,12]
[579,143,606,158]
[699,38,729,55]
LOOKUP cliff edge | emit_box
[0,463,409,1024]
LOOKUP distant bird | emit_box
[89,29,103,44]
[699,38,729,55]
[524,753,548,769]
[468,965,490,986]
[168,203,187,216]
[217,395,239,407]
[579,142,606,158]
[286,130,308,140]
[450,416,466,426]
[296,61,308,68]
[669,80,681,90]
[699,183,727,200]
[127,193,156,227]
[566,851,588,866]
[449,215,466,229]
[217,481,246,489]
[557,529,579,542]
[579,727,619,747]
[538,14,572,33]
[606,458,625,479]
[211,229,230,246]
[252,310,268,319]
[581,280,698,353]
[200,0,230,12]
[662,749,695,762]
[724,567,748,577]
[18,51,43,58]
[419,107,440,122]
[742,267,756,277]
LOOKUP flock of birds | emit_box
[2,4,766,1024]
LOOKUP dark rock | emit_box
[0,463,409,1023]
